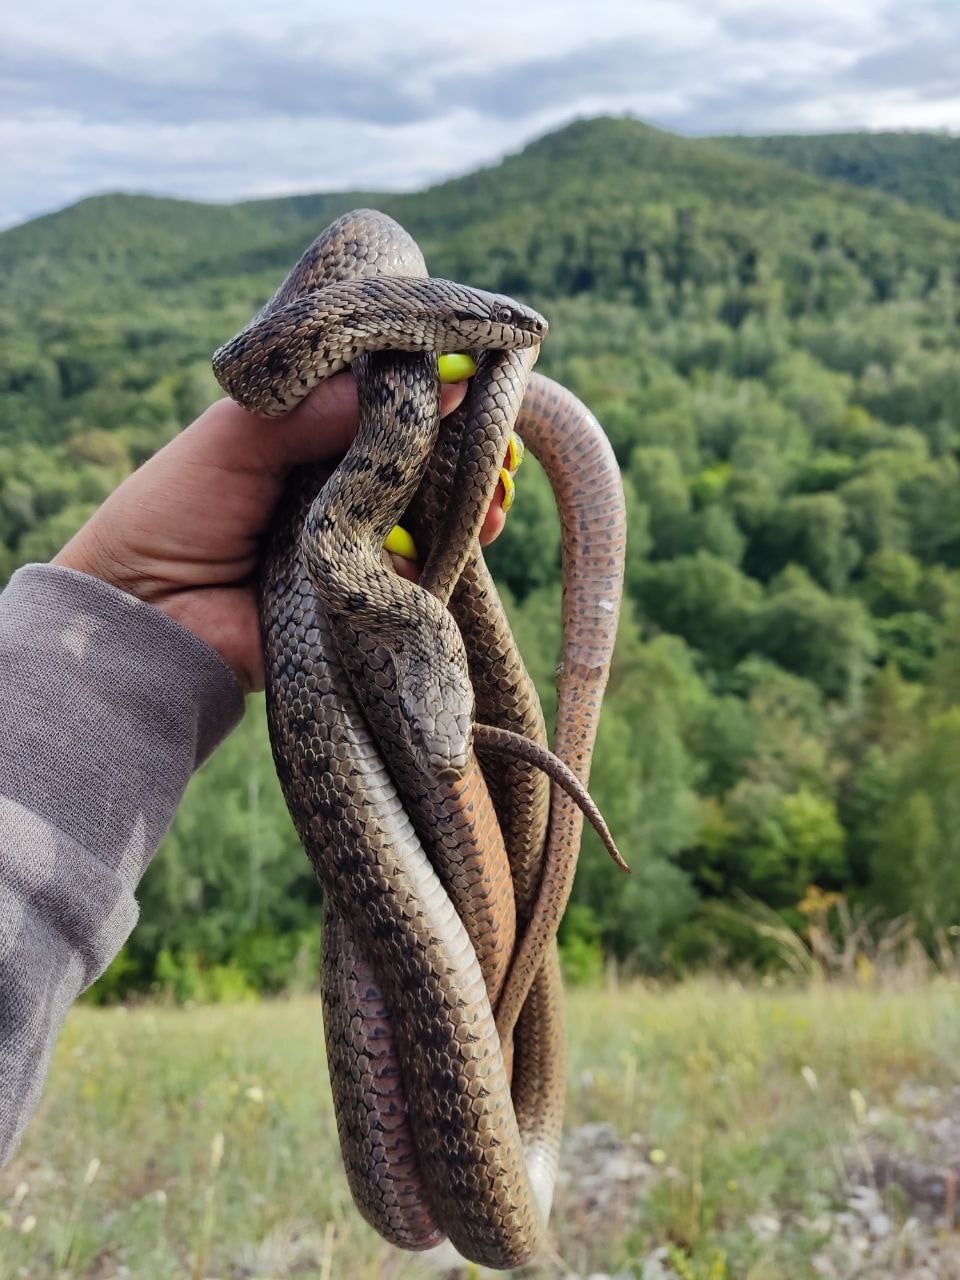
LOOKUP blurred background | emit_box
[2,1,960,1276]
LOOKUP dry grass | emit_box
[3,977,960,1278]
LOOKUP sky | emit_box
[2,0,959,229]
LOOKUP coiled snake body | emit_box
[213,210,626,1268]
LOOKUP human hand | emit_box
[54,375,510,692]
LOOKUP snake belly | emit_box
[216,210,625,1268]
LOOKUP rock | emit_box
[640,1246,673,1279]
[868,1210,892,1239]
[746,1212,781,1241]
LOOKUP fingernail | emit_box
[438,353,478,383]
[383,525,418,559]
[505,431,524,474]
[499,467,516,513]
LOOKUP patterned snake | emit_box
[212,210,626,1269]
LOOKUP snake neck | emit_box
[301,351,475,781]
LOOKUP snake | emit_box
[212,210,627,1268]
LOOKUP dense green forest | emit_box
[2,116,959,995]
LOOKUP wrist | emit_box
[54,529,126,595]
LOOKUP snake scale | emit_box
[212,210,627,1269]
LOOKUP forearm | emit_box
[0,564,243,1164]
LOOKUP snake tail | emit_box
[473,723,627,872]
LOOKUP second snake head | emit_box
[396,651,475,784]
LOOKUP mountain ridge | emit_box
[714,130,960,221]
[4,116,959,276]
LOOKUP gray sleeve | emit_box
[0,563,245,1164]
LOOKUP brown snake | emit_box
[212,210,626,1268]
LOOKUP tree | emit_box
[751,569,878,698]
[858,549,922,615]
[627,446,691,558]
[686,783,846,905]
[866,709,960,932]
[632,551,762,665]
[746,492,859,590]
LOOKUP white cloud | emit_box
[1,0,958,228]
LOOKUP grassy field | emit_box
[4,979,960,1279]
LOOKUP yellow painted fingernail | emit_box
[505,431,524,473]
[438,353,477,383]
[499,467,515,513]
[383,525,418,560]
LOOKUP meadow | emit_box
[4,975,960,1279]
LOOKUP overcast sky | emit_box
[3,0,959,229]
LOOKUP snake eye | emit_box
[493,304,515,325]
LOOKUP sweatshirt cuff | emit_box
[0,563,244,880]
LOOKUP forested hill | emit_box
[715,131,960,221]
[5,118,959,324]
[2,116,959,993]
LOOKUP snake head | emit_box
[396,653,474,783]
[436,282,548,352]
